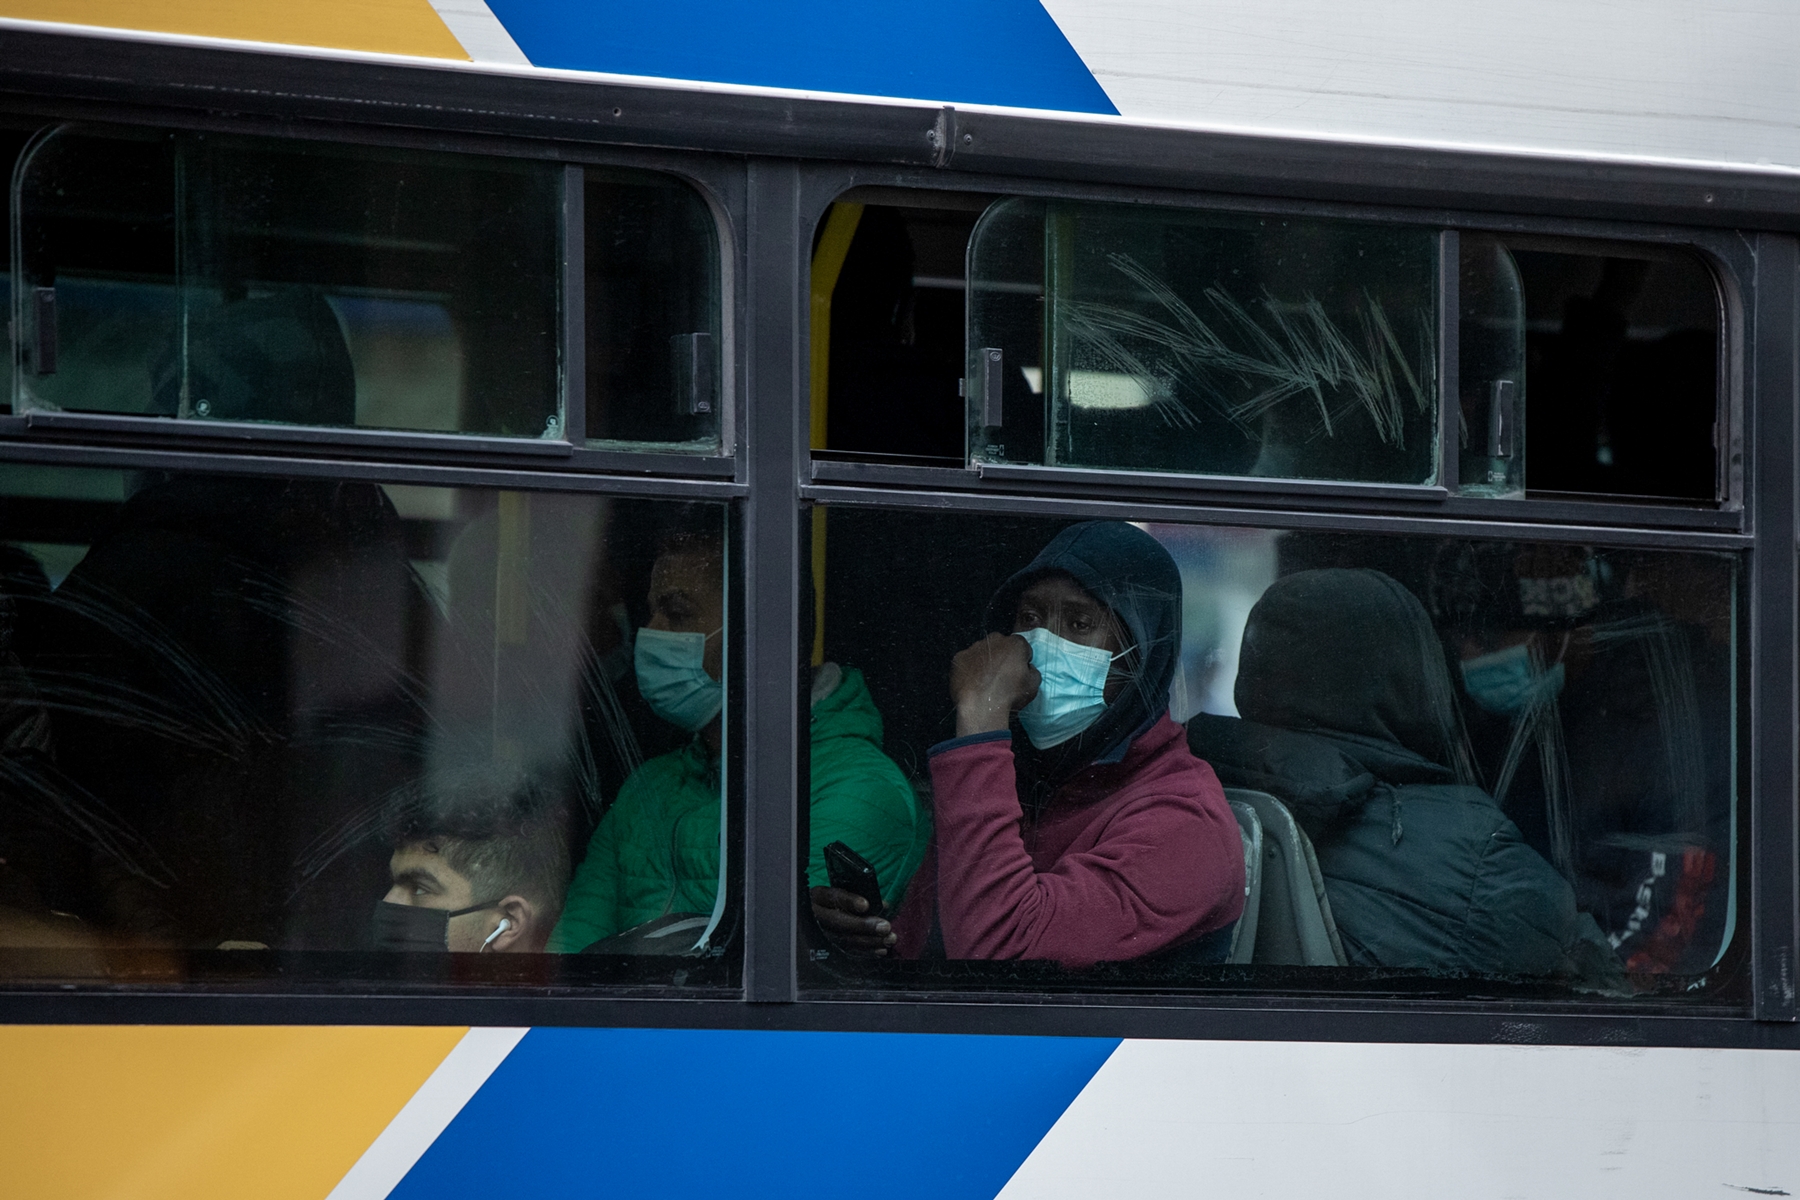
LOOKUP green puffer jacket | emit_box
[549,664,927,953]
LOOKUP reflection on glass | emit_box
[806,507,1737,995]
[12,126,562,437]
[0,463,733,983]
[967,198,1440,484]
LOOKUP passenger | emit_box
[823,520,1244,968]
[1189,567,1614,977]
[374,767,571,953]
[12,300,421,948]
[1441,546,1729,974]
[0,546,170,960]
[549,524,926,952]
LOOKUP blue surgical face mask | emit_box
[1459,642,1565,716]
[635,626,723,732]
[1016,626,1128,750]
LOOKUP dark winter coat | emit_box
[1190,567,1602,976]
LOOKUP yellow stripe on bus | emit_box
[0,1024,466,1200]
[0,0,470,59]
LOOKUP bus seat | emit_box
[1226,799,1264,965]
[1224,788,1347,967]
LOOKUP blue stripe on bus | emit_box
[388,1027,1120,1199]
[481,0,1118,115]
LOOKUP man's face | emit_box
[646,548,725,682]
[385,842,494,953]
[1014,573,1131,701]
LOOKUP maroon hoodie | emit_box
[893,714,1244,968]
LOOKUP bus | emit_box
[0,2,1795,1196]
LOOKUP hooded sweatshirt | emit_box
[550,663,925,952]
[1190,567,1608,977]
[893,521,1244,968]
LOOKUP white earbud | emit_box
[480,917,513,951]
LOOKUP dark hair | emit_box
[387,765,572,921]
[652,508,726,591]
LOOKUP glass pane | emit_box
[583,168,724,450]
[968,198,1441,484]
[804,506,1739,999]
[12,126,566,437]
[1511,243,1720,501]
[1458,234,1526,497]
[813,197,983,464]
[0,462,734,987]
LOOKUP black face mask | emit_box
[371,899,492,952]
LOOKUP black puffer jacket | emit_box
[1190,568,1607,977]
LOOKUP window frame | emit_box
[0,25,1791,1052]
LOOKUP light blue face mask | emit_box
[634,626,723,732]
[1016,626,1127,750]
[1459,642,1565,716]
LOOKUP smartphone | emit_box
[823,840,884,917]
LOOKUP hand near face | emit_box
[950,631,1040,737]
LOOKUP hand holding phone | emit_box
[823,840,884,917]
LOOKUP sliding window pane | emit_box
[13,126,562,437]
[583,168,723,450]
[968,199,1441,484]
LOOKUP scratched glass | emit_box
[966,198,1441,484]
[0,462,734,987]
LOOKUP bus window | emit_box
[582,168,724,450]
[811,194,989,464]
[0,462,734,985]
[804,506,1738,997]
[14,132,727,448]
[966,198,1441,485]
[1508,242,1721,502]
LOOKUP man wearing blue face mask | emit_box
[812,521,1243,967]
[550,524,926,953]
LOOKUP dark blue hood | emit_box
[985,520,1182,781]
[1233,567,1475,783]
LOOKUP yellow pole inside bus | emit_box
[808,202,863,667]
